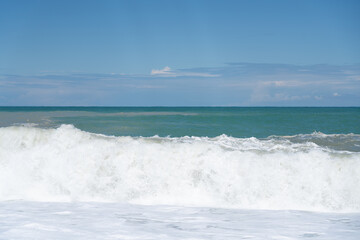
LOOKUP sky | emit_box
[0,0,359,106]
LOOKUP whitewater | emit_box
[1,124,360,239]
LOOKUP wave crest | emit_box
[0,124,359,212]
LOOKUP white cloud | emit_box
[151,66,219,77]
[333,92,340,97]
[262,80,326,87]
[122,84,165,89]
[271,80,306,87]
[151,66,172,75]
[251,90,311,102]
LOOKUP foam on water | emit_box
[1,201,360,240]
[0,124,359,212]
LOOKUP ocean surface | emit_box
[0,107,360,239]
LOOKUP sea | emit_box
[0,107,359,239]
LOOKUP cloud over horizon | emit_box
[1,63,359,106]
[151,66,220,78]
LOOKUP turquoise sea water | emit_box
[1,107,359,138]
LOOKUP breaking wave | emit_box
[0,124,359,212]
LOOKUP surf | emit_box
[0,124,359,212]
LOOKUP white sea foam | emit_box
[1,201,359,240]
[0,124,359,212]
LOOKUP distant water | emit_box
[1,107,360,138]
[1,107,360,239]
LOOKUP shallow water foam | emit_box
[0,125,359,212]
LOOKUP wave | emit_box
[0,124,359,212]
[267,132,360,152]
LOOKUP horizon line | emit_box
[1,106,359,108]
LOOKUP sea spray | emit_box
[0,124,359,212]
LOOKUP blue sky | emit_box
[0,0,359,106]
